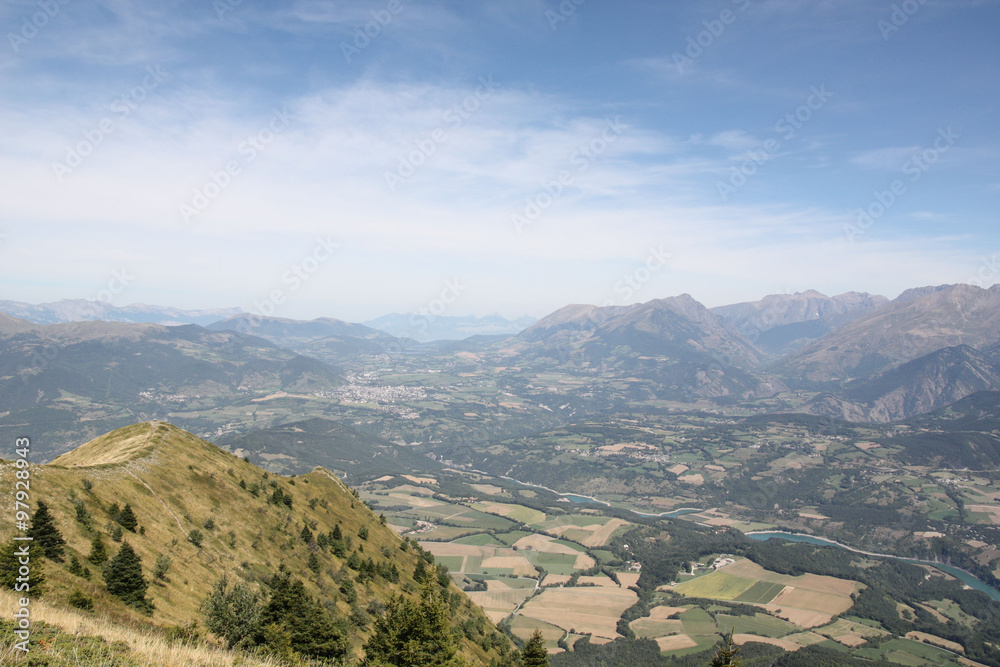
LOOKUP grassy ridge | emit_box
[0,421,514,665]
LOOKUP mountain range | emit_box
[3,283,1000,465]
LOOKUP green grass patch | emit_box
[673,571,756,601]
[733,580,785,604]
[494,530,533,546]
[714,613,797,638]
[452,533,505,546]
[679,607,718,636]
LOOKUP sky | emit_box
[1,0,998,322]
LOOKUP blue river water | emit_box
[497,473,1000,601]
[747,531,1000,603]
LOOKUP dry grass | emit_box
[480,555,537,576]
[733,634,802,652]
[655,634,697,651]
[466,589,534,624]
[630,617,684,638]
[580,518,629,548]
[616,572,641,589]
[906,631,966,654]
[513,534,581,555]
[518,586,637,639]
[0,589,281,666]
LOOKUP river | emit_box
[480,468,1000,600]
[747,531,1000,602]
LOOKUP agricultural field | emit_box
[355,440,1000,664]
[671,557,861,628]
[517,586,638,640]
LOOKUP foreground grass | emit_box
[0,589,285,667]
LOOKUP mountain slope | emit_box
[711,290,889,355]
[217,417,440,479]
[801,345,1000,422]
[515,296,784,401]
[773,283,1000,384]
[0,299,240,326]
[0,422,514,664]
[0,316,344,459]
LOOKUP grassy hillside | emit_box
[0,421,515,665]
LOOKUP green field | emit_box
[733,580,786,604]
[452,532,506,546]
[714,613,798,638]
[678,608,717,636]
[673,571,756,600]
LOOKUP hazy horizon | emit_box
[2,1,998,322]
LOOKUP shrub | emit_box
[188,529,204,548]
[153,554,172,581]
[68,589,94,611]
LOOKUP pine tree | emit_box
[414,558,428,583]
[362,584,459,666]
[308,552,321,574]
[259,571,349,660]
[116,504,138,532]
[28,500,65,561]
[301,524,314,544]
[67,554,86,577]
[87,534,109,565]
[710,631,743,667]
[103,541,152,613]
[0,540,45,597]
[521,629,549,667]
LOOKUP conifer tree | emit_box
[116,504,138,532]
[67,554,86,577]
[710,631,743,667]
[87,534,109,565]
[362,584,459,666]
[103,541,152,613]
[521,629,549,667]
[259,571,349,660]
[28,500,65,561]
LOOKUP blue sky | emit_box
[1,0,997,321]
